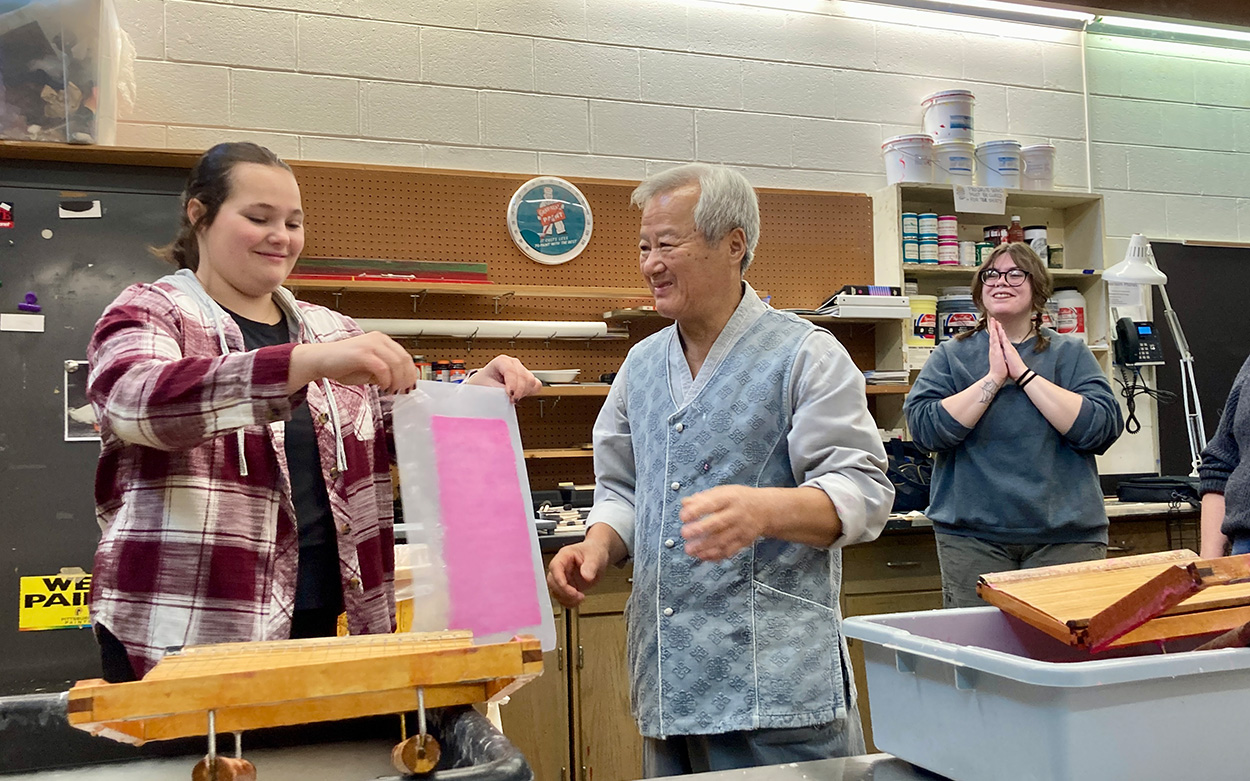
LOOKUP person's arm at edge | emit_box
[1201,492,1229,559]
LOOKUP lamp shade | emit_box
[1103,233,1168,286]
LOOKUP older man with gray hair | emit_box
[547,163,893,776]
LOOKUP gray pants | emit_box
[935,532,1107,609]
[641,704,866,777]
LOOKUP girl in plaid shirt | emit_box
[87,142,540,679]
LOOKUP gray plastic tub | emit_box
[844,607,1250,781]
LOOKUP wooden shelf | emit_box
[534,385,611,397]
[896,183,1103,210]
[901,265,1101,281]
[605,308,906,325]
[866,385,911,395]
[287,279,653,300]
[523,448,595,459]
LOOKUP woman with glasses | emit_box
[904,242,1123,608]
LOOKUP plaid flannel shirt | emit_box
[88,275,395,677]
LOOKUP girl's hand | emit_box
[993,319,1030,381]
[987,318,1009,385]
[466,354,543,402]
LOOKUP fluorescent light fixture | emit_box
[848,0,1093,29]
[1103,233,1168,286]
[1090,14,1250,50]
[355,318,618,340]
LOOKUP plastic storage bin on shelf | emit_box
[844,607,1250,781]
[0,0,128,143]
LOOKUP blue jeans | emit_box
[641,704,866,777]
[1232,537,1250,556]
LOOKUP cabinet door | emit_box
[500,608,571,781]
[844,590,943,753]
[575,610,642,781]
[1107,519,1171,558]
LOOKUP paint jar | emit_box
[921,89,975,142]
[1054,288,1087,343]
[975,139,1022,189]
[1047,243,1064,269]
[919,238,940,264]
[918,213,939,236]
[882,134,934,184]
[909,295,938,347]
[937,286,979,342]
[1021,143,1056,190]
[902,212,919,236]
[984,225,1009,245]
[937,215,958,238]
[903,239,920,263]
[938,240,960,265]
[904,280,919,296]
[1024,225,1049,265]
[450,360,468,383]
[975,242,994,265]
[959,241,978,267]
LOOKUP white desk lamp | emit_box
[1103,233,1207,476]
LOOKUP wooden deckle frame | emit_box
[977,551,1250,651]
[67,631,542,745]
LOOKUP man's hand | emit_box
[678,485,770,561]
[547,541,613,608]
[466,354,543,402]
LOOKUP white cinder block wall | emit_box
[109,0,1250,473]
[110,0,1250,247]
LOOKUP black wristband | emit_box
[1017,369,1038,389]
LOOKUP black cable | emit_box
[1114,364,1177,435]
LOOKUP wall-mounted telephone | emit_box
[1114,317,1165,366]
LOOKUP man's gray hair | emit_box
[630,163,761,273]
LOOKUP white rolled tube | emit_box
[354,318,608,339]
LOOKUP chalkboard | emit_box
[1150,241,1250,478]
[0,161,185,693]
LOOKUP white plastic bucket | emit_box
[933,140,975,186]
[922,89,975,143]
[1021,144,1056,190]
[975,140,1022,189]
[882,134,934,184]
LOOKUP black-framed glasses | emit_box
[980,268,1030,287]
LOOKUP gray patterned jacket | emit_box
[599,299,884,738]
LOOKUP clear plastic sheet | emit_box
[392,381,556,651]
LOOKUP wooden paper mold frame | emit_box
[66,632,542,744]
[977,550,1250,652]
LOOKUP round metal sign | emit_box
[506,177,593,265]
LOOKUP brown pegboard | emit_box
[285,163,877,484]
[289,165,874,313]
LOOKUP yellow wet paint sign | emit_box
[19,572,92,631]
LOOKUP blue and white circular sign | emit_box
[507,177,593,265]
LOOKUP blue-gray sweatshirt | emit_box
[1199,354,1250,540]
[905,328,1123,545]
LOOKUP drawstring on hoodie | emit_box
[164,270,349,477]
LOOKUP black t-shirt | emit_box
[226,310,344,614]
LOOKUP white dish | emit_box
[533,369,580,384]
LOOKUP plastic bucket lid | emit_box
[922,89,976,107]
[881,133,934,151]
[977,139,1022,154]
